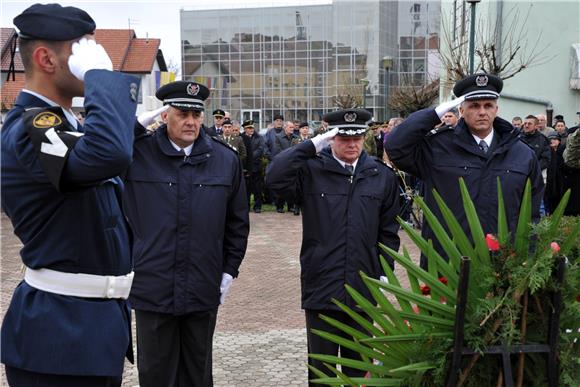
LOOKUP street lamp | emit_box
[360,78,369,110]
[382,56,393,120]
[467,0,482,75]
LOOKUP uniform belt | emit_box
[24,267,134,299]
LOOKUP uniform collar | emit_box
[168,138,193,155]
[332,152,359,172]
[471,129,494,147]
[22,89,78,130]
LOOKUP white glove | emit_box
[310,127,339,153]
[219,273,234,304]
[137,105,169,127]
[434,95,465,119]
[68,38,113,81]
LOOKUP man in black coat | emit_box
[385,73,544,270]
[273,121,298,212]
[123,81,249,387]
[521,115,551,171]
[241,119,268,212]
[205,109,226,137]
[266,109,400,383]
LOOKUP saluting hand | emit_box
[434,95,465,119]
[68,38,113,81]
[311,127,339,153]
[137,105,170,127]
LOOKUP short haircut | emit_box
[554,120,566,126]
[18,37,67,72]
[512,116,522,122]
[525,115,538,123]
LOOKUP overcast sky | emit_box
[1,0,331,77]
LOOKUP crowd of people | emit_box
[1,4,579,387]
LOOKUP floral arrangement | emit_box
[309,178,579,386]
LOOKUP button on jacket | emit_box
[266,141,400,310]
[123,126,249,315]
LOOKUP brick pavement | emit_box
[1,211,420,386]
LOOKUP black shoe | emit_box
[276,208,285,213]
[254,208,262,213]
[293,207,301,216]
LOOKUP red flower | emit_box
[486,234,500,251]
[550,242,561,254]
[412,305,421,314]
[420,284,431,295]
[439,276,448,285]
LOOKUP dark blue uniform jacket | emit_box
[1,70,138,376]
[123,126,249,315]
[266,141,400,310]
[385,108,544,260]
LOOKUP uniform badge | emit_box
[129,83,138,102]
[344,112,357,122]
[476,75,488,87]
[187,83,199,96]
[33,111,62,129]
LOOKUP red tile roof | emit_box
[1,73,25,110]
[1,28,162,109]
[123,38,161,73]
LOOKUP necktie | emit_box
[478,139,489,154]
[345,164,354,174]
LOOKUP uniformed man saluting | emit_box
[266,108,400,384]
[1,3,139,386]
[385,73,544,270]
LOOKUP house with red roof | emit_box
[1,28,171,122]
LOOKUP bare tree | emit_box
[439,4,554,87]
[331,83,363,109]
[388,76,440,118]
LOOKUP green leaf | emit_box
[459,178,490,266]
[323,363,358,386]
[309,375,404,386]
[379,255,416,316]
[377,246,457,307]
[397,311,455,329]
[308,354,387,374]
[546,189,571,241]
[560,220,580,256]
[361,332,453,344]
[414,195,462,275]
[311,328,400,368]
[388,361,436,372]
[514,179,532,261]
[496,177,509,246]
[366,276,455,316]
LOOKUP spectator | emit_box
[512,116,523,131]
[220,118,247,164]
[441,108,459,127]
[206,109,225,136]
[554,120,568,146]
[536,113,556,137]
[385,73,543,269]
[545,133,565,215]
[1,4,138,385]
[274,121,298,213]
[241,120,268,212]
[265,108,400,383]
[522,115,551,172]
[292,122,312,145]
[265,114,285,157]
[124,81,249,387]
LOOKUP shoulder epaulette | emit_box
[211,136,239,154]
[372,156,394,170]
[426,124,454,137]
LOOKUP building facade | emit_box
[439,0,580,125]
[181,1,440,128]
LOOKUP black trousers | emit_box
[246,172,263,209]
[135,309,218,387]
[305,309,369,385]
[5,366,121,387]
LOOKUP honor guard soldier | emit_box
[385,73,544,269]
[206,108,226,136]
[1,3,139,386]
[266,108,400,384]
[123,81,249,387]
